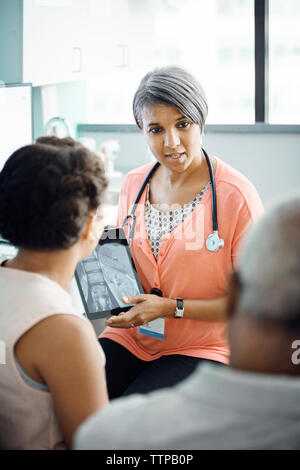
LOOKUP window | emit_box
[269,0,300,124]
[84,0,299,127]
[86,0,255,125]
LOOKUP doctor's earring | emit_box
[201,131,204,145]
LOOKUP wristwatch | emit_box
[174,298,184,319]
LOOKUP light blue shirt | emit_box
[74,363,300,450]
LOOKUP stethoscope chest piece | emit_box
[206,231,224,252]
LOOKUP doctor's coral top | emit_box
[100,156,264,364]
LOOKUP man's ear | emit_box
[226,270,241,320]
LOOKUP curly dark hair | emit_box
[0,136,108,250]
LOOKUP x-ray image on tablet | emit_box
[75,227,143,319]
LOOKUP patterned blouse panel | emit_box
[145,181,210,259]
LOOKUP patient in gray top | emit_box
[74,191,300,450]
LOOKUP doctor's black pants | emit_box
[99,337,224,400]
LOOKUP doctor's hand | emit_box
[105,294,176,329]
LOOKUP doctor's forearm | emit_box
[163,295,228,323]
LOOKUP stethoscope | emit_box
[122,148,224,252]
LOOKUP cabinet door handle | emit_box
[72,47,82,73]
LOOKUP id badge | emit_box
[139,317,165,340]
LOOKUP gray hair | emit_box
[236,191,300,328]
[133,66,208,130]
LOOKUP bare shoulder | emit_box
[35,313,97,354]
[37,312,94,333]
[24,314,108,449]
[29,312,93,341]
[15,313,97,367]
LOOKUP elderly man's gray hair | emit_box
[133,66,208,131]
[237,191,300,328]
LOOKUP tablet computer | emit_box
[75,227,144,320]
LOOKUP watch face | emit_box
[174,309,183,318]
[175,298,184,318]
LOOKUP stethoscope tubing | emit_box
[202,148,218,232]
[122,148,222,249]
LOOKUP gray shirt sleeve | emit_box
[74,393,154,450]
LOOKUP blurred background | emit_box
[1,0,299,197]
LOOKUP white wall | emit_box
[79,128,300,206]
[204,131,300,205]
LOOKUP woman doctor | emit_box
[99,66,264,399]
